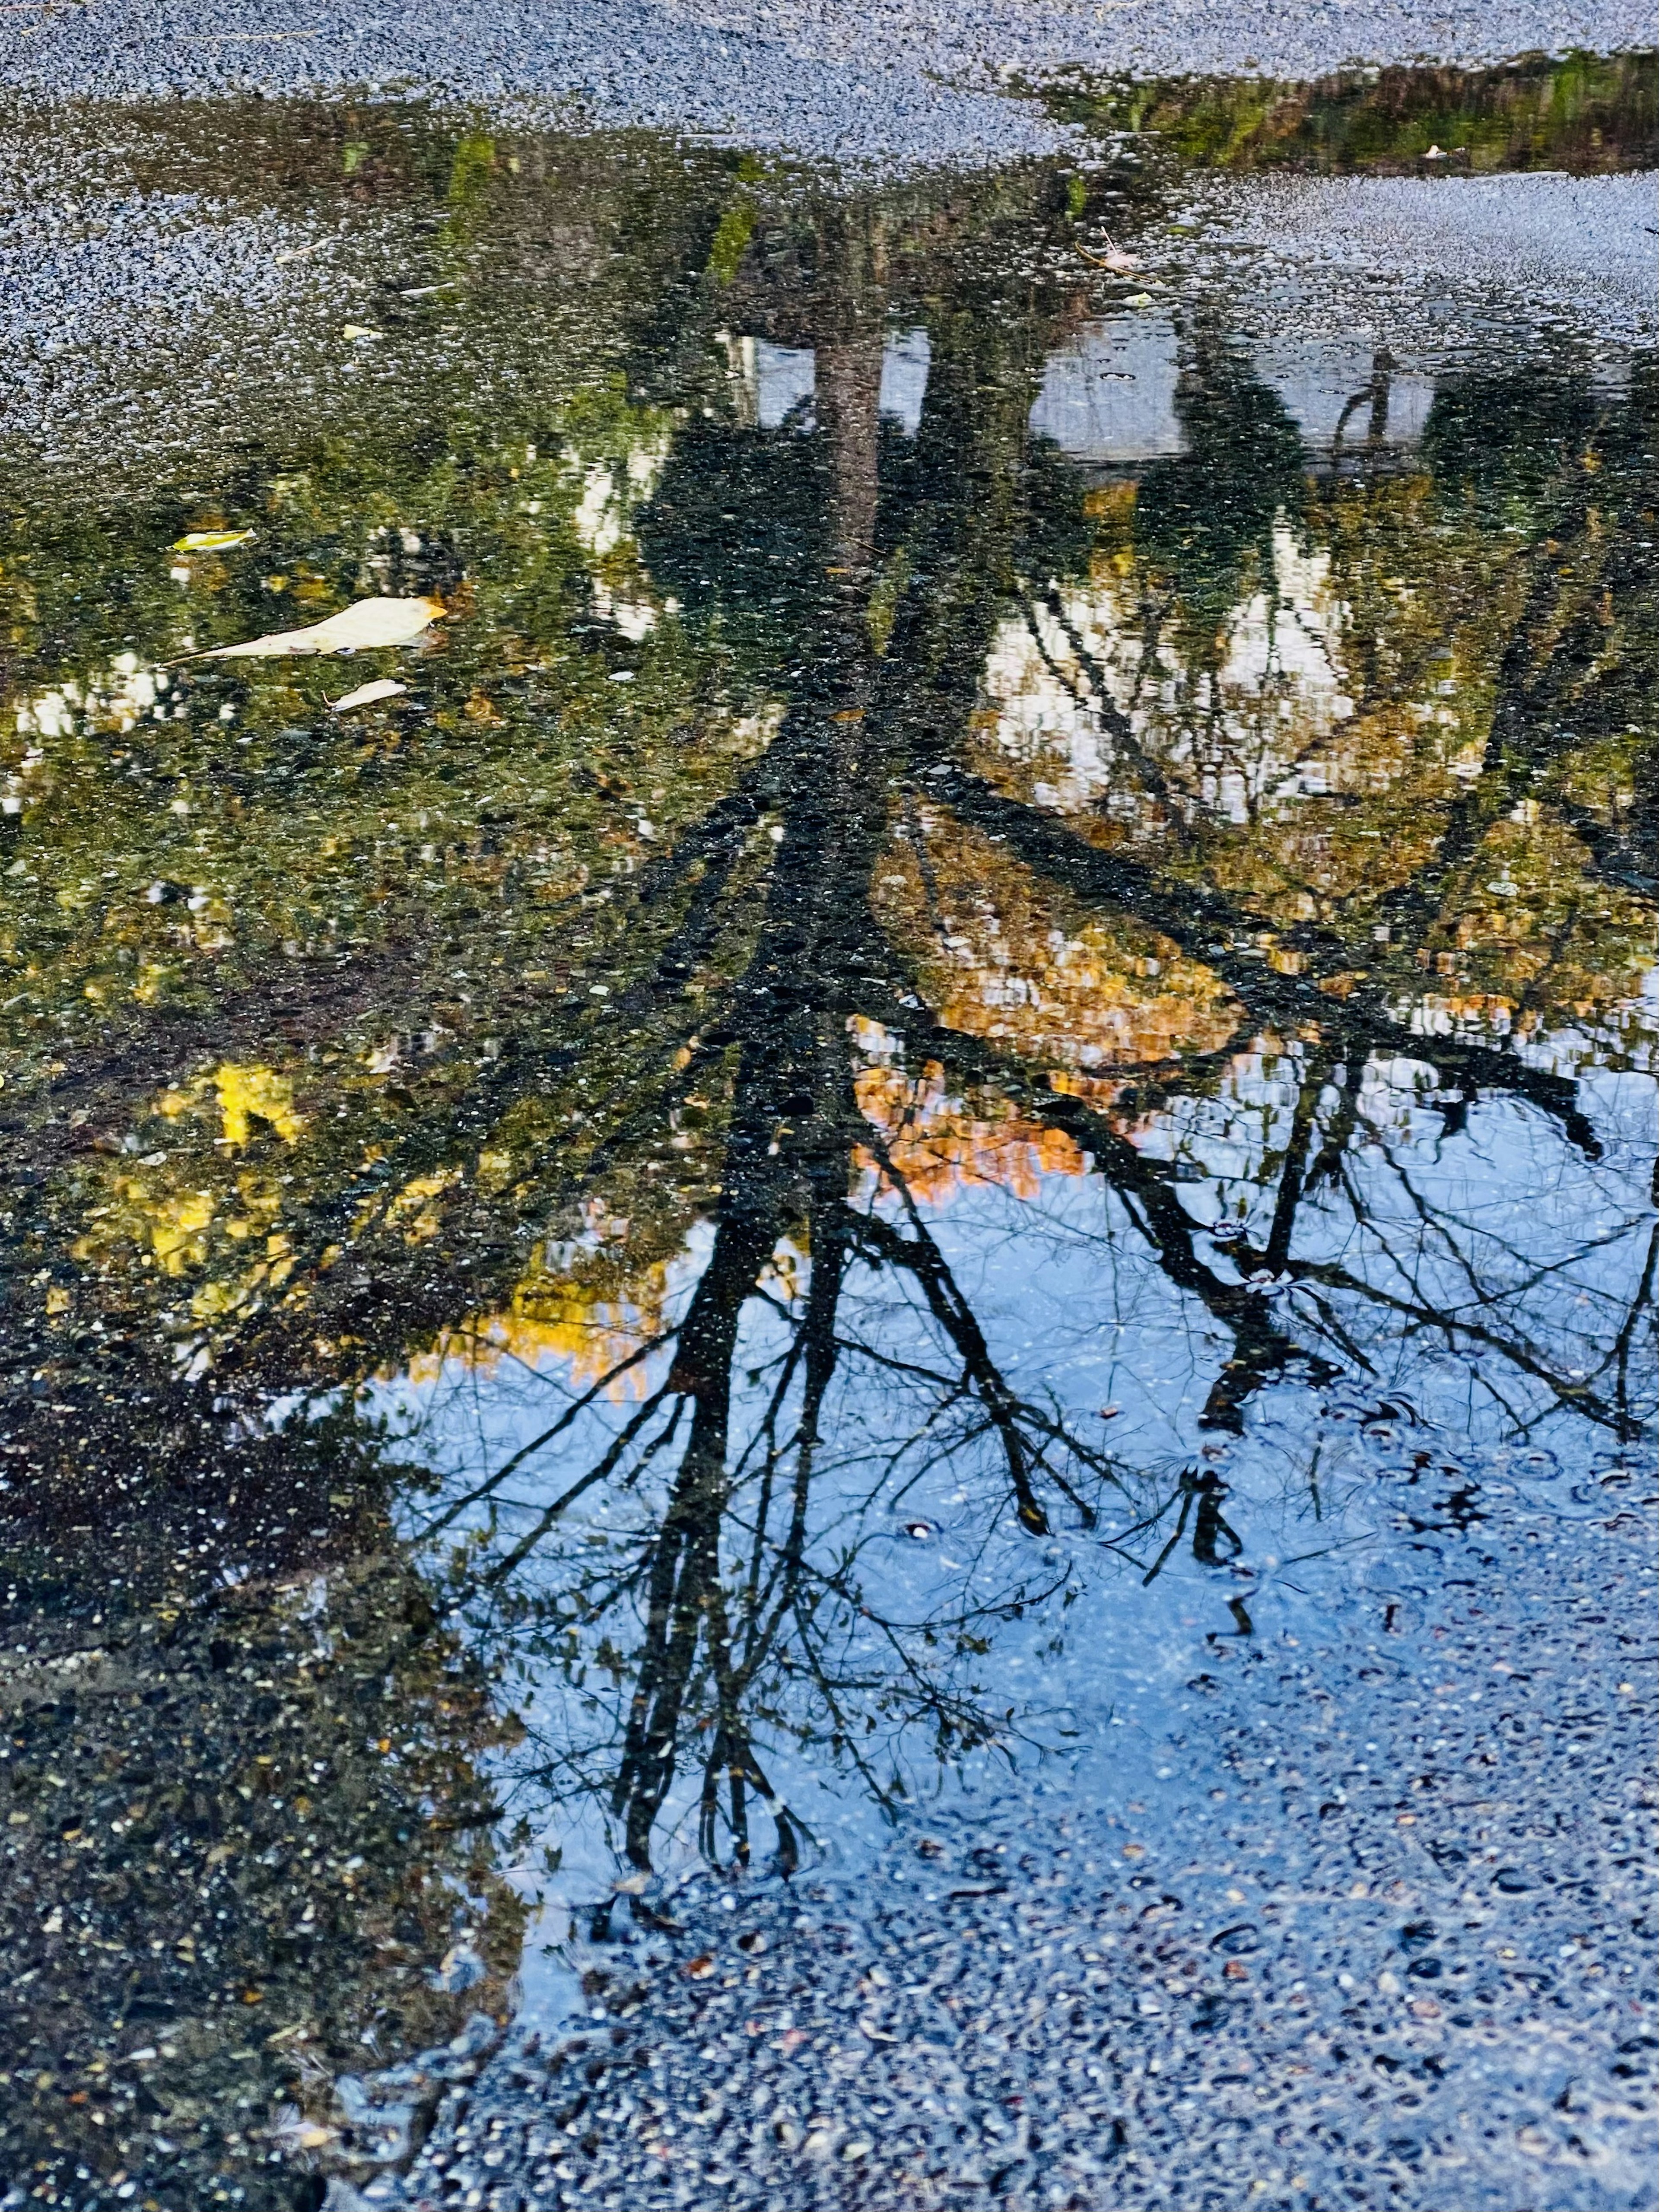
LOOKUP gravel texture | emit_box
[331,1481,1657,2212]
[1148,169,1659,358]
[1,0,1654,170]
[0,125,412,478]
[0,6,1653,2207]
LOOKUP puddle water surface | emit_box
[0,60,1654,2211]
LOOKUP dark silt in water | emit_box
[0,56,1654,2212]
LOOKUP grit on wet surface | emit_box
[386,1509,1656,2212]
[0,40,1655,2212]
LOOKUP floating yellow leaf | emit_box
[330,677,408,713]
[185,596,444,662]
[342,324,382,340]
[172,528,255,552]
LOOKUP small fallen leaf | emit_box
[1081,244,1141,274]
[330,677,408,713]
[267,2106,338,2151]
[183,595,443,662]
[686,1955,715,1980]
[1123,292,1155,309]
[173,528,254,552]
[342,323,382,340]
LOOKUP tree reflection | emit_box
[0,116,1654,2098]
[364,217,1653,1887]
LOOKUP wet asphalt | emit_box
[0,3,1654,2209]
[350,1480,1657,2212]
[0,0,1652,170]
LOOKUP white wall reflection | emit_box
[877,326,931,436]
[1252,338,1437,450]
[1028,314,1182,462]
[755,339,816,430]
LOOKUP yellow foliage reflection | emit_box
[214,1062,307,1147]
[873,807,1239,1079]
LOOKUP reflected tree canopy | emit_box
[0,106,1654,2204]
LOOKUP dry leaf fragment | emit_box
[1080,243,1142,274]
[267,2106,338,2152]
[173,528,255,552]
[182,595,443,662]
[686,1955,715,1980]
[330,678,408,713]
[342,323,383,340]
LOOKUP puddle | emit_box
[0,64,1654,2211]
[1040,50,1659,177]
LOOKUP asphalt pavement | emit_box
[0,0,1652,169]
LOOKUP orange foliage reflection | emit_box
[872,807,1239,1079]
[853,1053,1089,1208]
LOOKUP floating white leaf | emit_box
[330,677,409,713]
[173,528,255,552]
[1081,244,1141,275]
[187,596,444,661]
